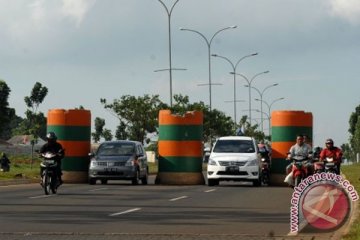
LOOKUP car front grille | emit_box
[217,171,248,176]
[96,162,126,167]
[219,161,246,167]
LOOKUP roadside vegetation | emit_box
[341,163,360,240]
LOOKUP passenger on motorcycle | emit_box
[319,138,342,174]
[40,132,65,184]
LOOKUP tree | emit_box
[348,104,360,160]
[238,115,265,141]
[92,117,113,143]
[0,80,16,139]
[19,82,48,139]
[101,94,166,143]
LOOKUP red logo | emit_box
[301,183,350,230]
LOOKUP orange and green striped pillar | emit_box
[270,110,313,185]
[155,110,205,185]
[47,109,91,183]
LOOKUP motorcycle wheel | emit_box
[42,170,51,195]
[262,171,270,185]
[50,175,58,194]
[294,175,302,187]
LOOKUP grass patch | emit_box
[341,163,360,240]
[0,155,41,180]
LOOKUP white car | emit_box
[207,136,261,186]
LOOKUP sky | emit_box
[1,0,360,147]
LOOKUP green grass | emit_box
[0,155,41,180]
[341,163,360,240]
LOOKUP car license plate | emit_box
[326,162,335,166]
[226,166,239,173]
[104,168,117,172]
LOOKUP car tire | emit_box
[101,179,108,185]
[141,168,148,185]
[253,179,261,187]
[132,171,139,185]
[89,178,96,185]
[208,179,219,186]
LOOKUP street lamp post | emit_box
[157,0,180,107]
[211,53,258,126]
[230,71,270,125]
[255,97,285,136]
[245,83,278,132]
[180,26,237,111]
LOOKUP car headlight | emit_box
[125,159,134,166]
[208,159,217,166]
[90,160,97,167]
[246,159,258,166]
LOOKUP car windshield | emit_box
[213,140,255,153]
[97,142,135,156]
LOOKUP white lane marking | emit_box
[169,196,188,201]
[89,188,108,192]
[109,208,141,217]
[205,189,216,193]
[29,195,55,199]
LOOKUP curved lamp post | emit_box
[255,97,285,136]
[245,83,278,132]
[230,71,269,125]
[211,53,258,126]
[157,0,180,107]
[180,26,237,111]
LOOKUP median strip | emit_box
[109,208,141,216]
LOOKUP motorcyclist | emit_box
[319,138,342,174]
[258,140,271,164]
[284,135,312,185]
[39,132,65,184]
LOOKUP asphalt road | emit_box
[0,176,345,240]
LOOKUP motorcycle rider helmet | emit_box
[46,132,57,142]
[325,138,334,145]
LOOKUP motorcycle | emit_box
[313,158,325,174]
[324,157,338,174]
[290,156,310,187]
[260,157,270,185]
[39,152,61,195]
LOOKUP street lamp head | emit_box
[264,70,270,74]
[230,25,237,29]
[273,83,279,86]
[229,72,235,75]
[211,54,218,57]
[252,53,259,56]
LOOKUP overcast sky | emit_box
[1,0,360,146]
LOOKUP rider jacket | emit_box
[40,142,64,162]
[319,147,342,163]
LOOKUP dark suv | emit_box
[88,140,148,185]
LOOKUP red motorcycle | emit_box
[290,156,310,187]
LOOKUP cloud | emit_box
[329,0,360,25]
[61,0,96,27]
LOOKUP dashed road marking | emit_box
[169,196,188,201]
[109,208,141,217]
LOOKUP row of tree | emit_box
[0,80,48,142]
[1,79,360,161]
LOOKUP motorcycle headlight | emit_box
[247,159,258,166]
[208,159,217,166]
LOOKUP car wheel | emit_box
[101,179,108,185]
[253,178,261,187]
[208,179,219,186]
[89,178,96,185]
[132,171,139,185]
[141,168,148,185]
